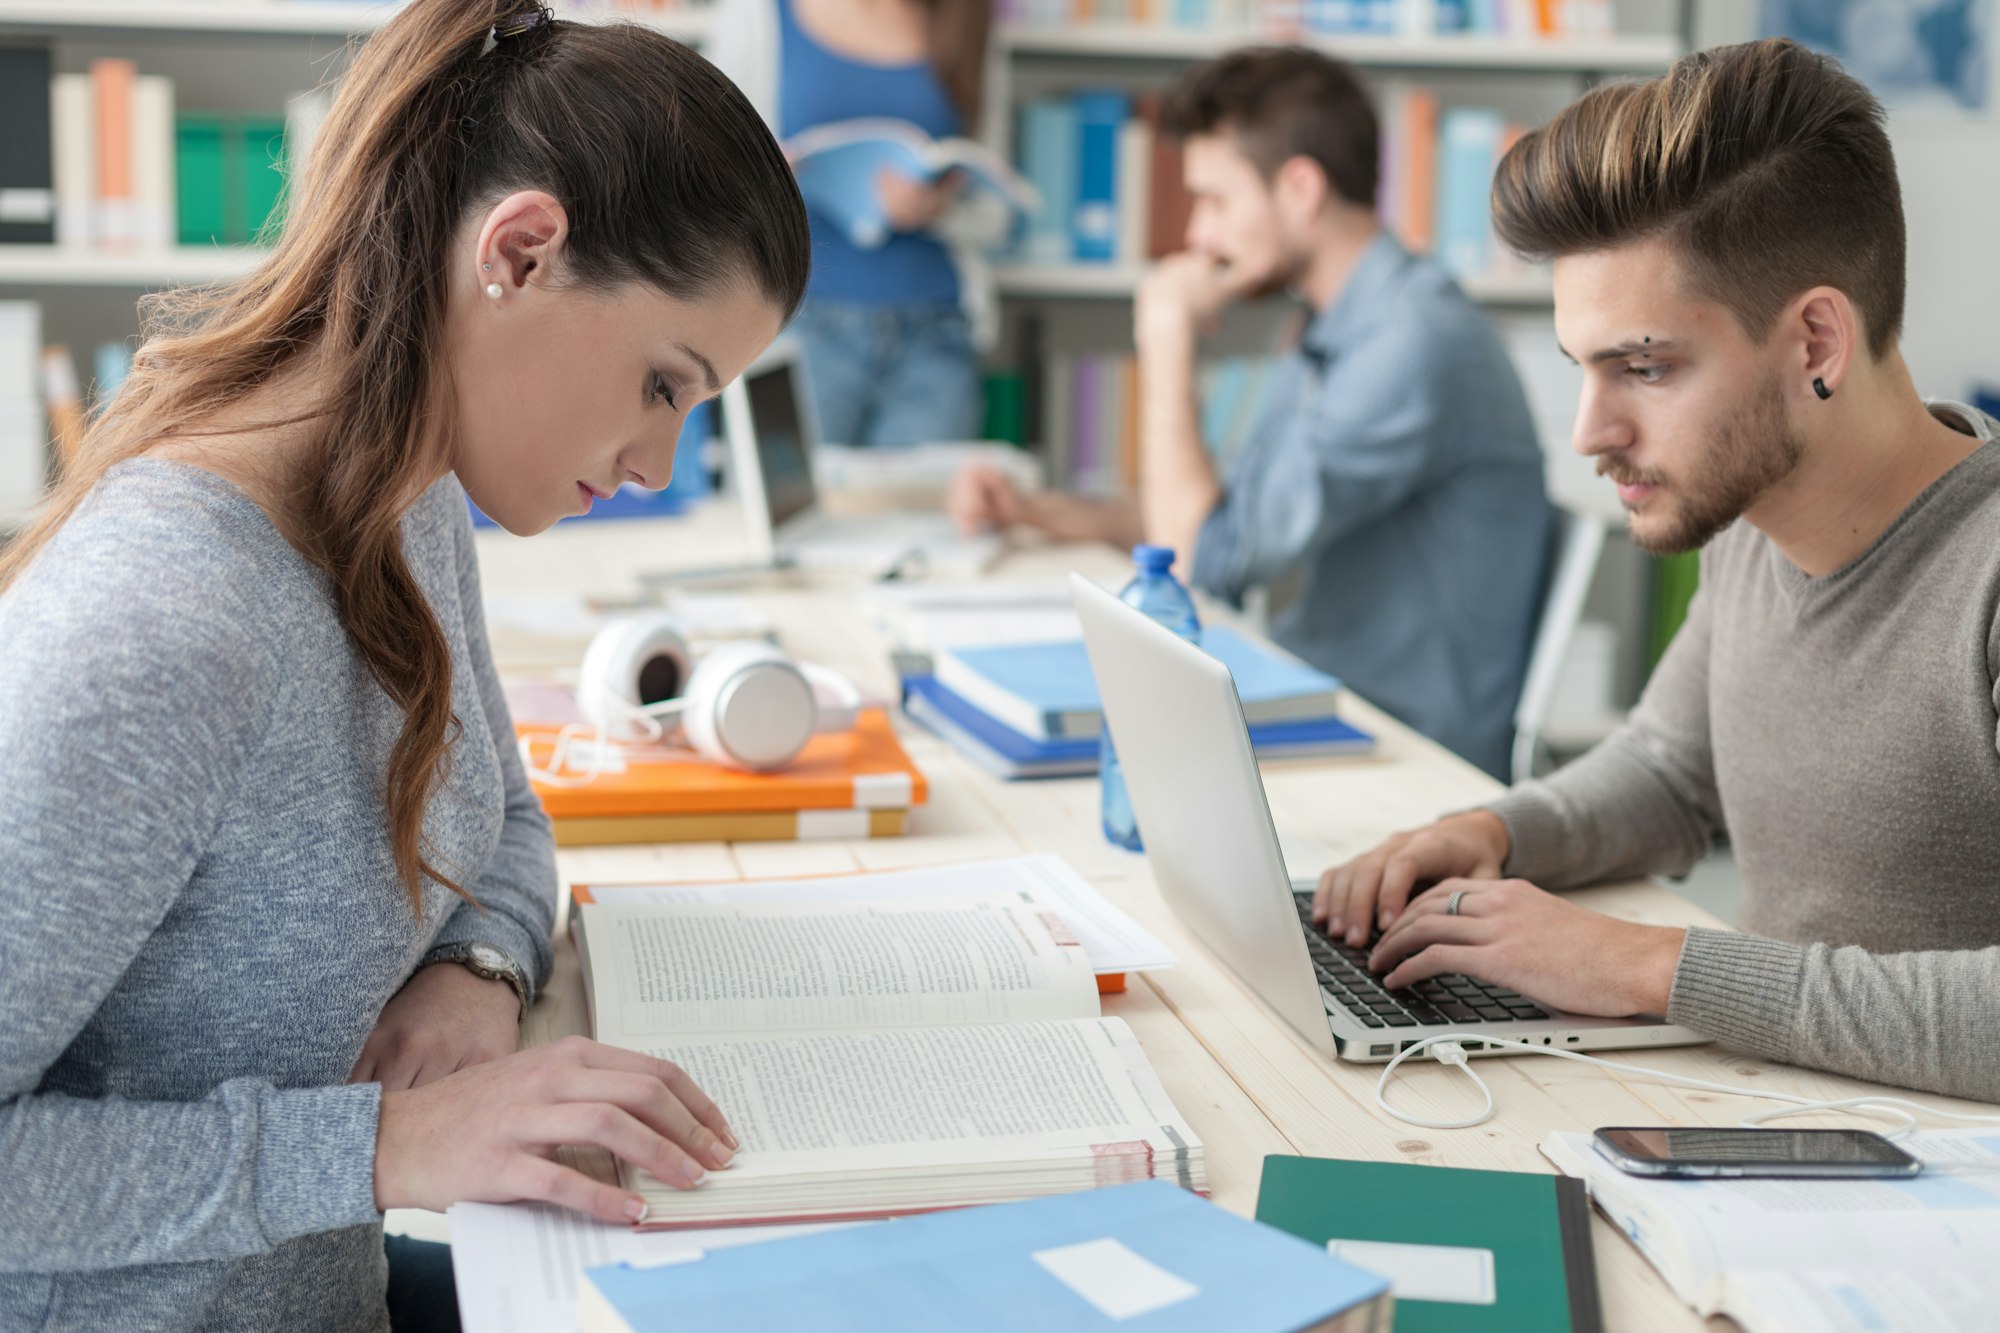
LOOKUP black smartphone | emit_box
[1592,1126,1923,1179]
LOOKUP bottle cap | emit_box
[1131,544,1176,572]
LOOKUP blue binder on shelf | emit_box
[1070,90,1130,264]
[577,1180,1392,1333]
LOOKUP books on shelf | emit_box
[933,626,1345,741]
[785,117,1040,251]
[904,673,1374,780]
[567,856,1202,1226]
[1257,1154,1602,1332]
[1541,1129,2000,1333]
[1001,0,1616,39]
[26,55,296,255]
[0,48,55,245]
[508,684,928,846]
[578,1179,1393,1333]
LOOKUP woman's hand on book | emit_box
[373,1036,739,1223]
[877,167,962,231]
[349,959,522,1091]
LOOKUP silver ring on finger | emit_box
[1444,889,1468,917]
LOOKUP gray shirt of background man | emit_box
[0,460,559,1332]
[1488,406,2000,1102]
[1190,232,1553,779]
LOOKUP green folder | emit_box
[1255,1156,1601,1333]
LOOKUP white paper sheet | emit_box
[449,1201,848,1333]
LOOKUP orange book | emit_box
[516,705,929,821]
[1399,88,1439,254]
[90,58,136,248]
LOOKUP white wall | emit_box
[1695,1,2000,403]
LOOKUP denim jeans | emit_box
[791,299,983,448]
[385,1234,460,1333]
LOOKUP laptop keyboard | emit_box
[1291,892,1549,1028]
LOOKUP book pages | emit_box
[580,894,1099,1044]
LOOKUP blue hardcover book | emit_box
[787,118,1040,252]
[1435,106,1503,280]
[903,675,1374,779]
[933,627,1346,741]
[1019,99,1080,263]
[577,1180,1392,1333]
[1070,90,1130,264]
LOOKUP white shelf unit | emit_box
[0,246,265,287]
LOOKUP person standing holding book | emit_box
[947,49,1553,779]
[1316,40,2000,1105]
[0,2,809,1329]
[709,0,1007,447]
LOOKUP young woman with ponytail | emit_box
[0,2,809,1327]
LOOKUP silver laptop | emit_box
[1070,574,1707,1064]
[719,340,1000,578]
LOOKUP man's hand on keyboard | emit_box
[1365,876,1686,1019]
[1313,811,1511,949]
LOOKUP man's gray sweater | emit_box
[0,460,558,1330]
[1490,405,2000,1102]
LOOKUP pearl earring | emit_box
[486,282,503,299]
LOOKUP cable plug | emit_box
[1429,1040,1470,1068]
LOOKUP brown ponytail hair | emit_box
[0,0,810,910]
[922,0,992,133]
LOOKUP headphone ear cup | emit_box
[680,642,819,771]
[576,613,693,735]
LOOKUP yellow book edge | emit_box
[551,807,908,847]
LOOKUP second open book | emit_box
[571,857,1204,1228]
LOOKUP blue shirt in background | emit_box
[1192,233,1552,778]
[777,0,960,306]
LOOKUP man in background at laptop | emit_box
[1317,38,2000,1103]
[946,48,1551,779]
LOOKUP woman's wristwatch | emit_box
[419,941,530,1015]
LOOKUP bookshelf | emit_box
[999,22,1680,74]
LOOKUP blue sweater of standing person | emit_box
[778,0,961,306]
[0,459,559,1331]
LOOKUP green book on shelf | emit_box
[176,114,287,247]
[1255,1155,1602,1333]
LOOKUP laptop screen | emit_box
[744,360,816,530]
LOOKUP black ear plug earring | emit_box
[1813,377,1833,400]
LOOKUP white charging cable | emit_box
[1375,1032,2000,1139]
[517,700,684,788]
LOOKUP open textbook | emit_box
[1542,1128,2000,1333]
[571,858,1203,1228]
[786,117,1040,250]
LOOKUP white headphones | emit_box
[523,613,863,784]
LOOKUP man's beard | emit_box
[1600,377,1806,556]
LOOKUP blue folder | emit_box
[580,1180,1389,1333]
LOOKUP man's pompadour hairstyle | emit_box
[1492,37,1904,357]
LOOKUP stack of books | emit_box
[510,684,928,846]
[902,626,1373,780]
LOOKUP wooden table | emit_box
[475,502,2000,1331]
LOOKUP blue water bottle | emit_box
[1101,544,1201,849]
